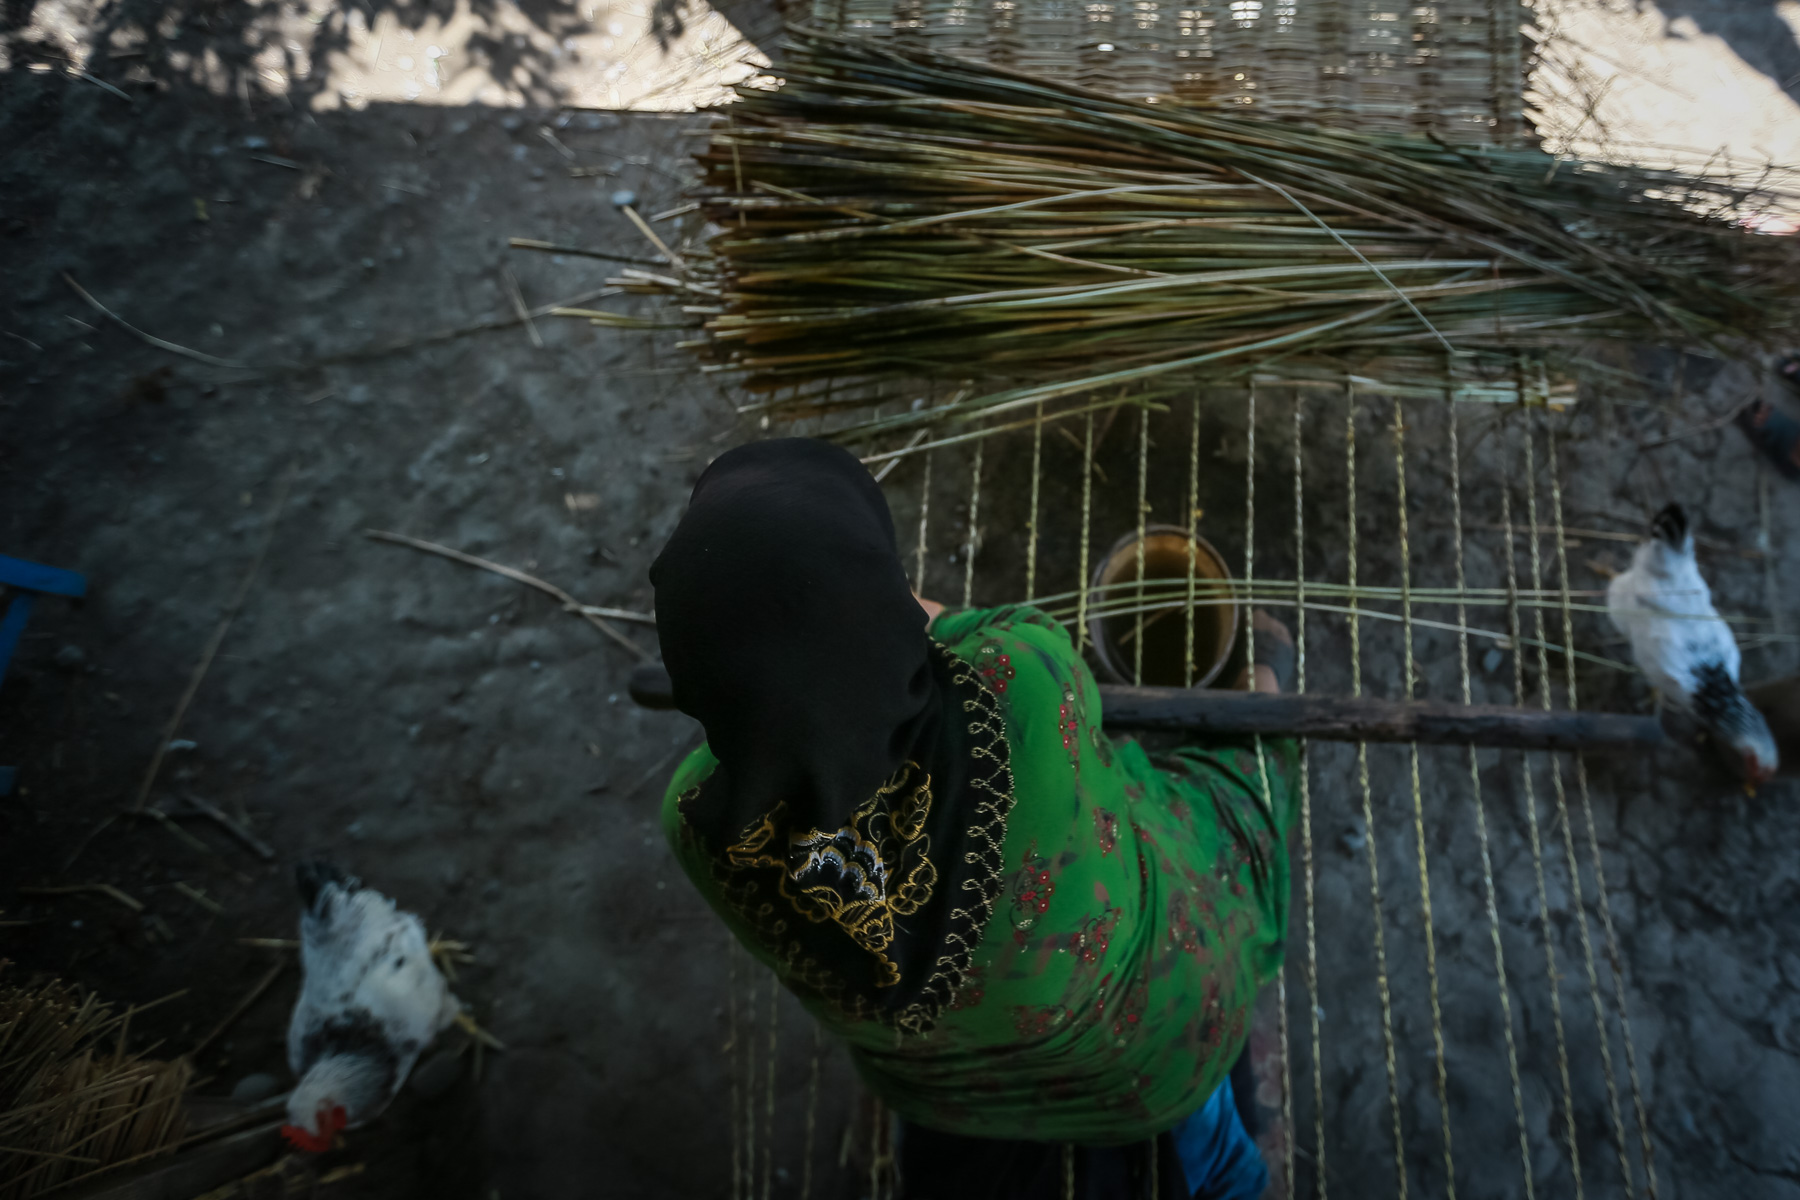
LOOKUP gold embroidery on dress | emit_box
[724,765,937,988]
[680,640,1017,1037]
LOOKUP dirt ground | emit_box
[4,0,1800,1195]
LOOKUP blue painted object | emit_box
[1172,1077,1270,1200]
[0,555,87,598]
[0,554,89,796]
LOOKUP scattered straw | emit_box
[0,972,191,1199]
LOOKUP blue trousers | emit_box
[1171,1078,1269,1200]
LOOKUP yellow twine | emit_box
[728,942,743,1200]
[1539,418,1636,1196]
[763,982,779,1200]
[914,451,933,595]
[964,438,984,609]
[1392,397,1456,1199]
[1346,384,1408,1200]
[1504,416,1583,1200]
[1135,406,1150,685]
[1077,411,1095,652]
[1448,398,1535,1200]
[801,1023,822,1200]
[1027,401,1044,602]
[1295,391,1325,1200]
[1186,392,1202,687]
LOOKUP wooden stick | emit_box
[18,883,145,912]
[628,663,1663,749]
[365,530,652,661]
[189,961,286,1059]
[1099,688,1665,749]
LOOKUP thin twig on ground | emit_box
[619,205,685,272]
[571,605,658,625]
[132,468,295,813]
[308,286,619,367]
[18,883,144,912]
[501,266,545,350]
[70,68,132,103]
[141,806,230,862]
[182,792,276,860]
[189,960,286,1059]
[872,430,929,483]
[172,882,224,916]
[507,237,661,266]
[63,274,252,369]
[623,734,704,801]
[364,530,653,661]
[1638,398,1754,450]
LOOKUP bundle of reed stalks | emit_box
[638,30,1800,446]
[0,972,191,1200]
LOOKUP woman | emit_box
[653,439,1296,1198]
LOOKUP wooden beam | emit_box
[1099,687,1664,750]
[629,664,1664,750]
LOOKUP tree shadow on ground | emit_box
[2,0,783,115]
[1641,0,1800,105]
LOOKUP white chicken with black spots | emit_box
[1606,503,1778,785]
[281,862,461,1152]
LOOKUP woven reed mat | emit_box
[805,0,1531,145]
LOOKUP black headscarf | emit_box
[651,439,1013,1034]
[651,438,940,833]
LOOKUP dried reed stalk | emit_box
[633,31,1800,443]
[0,973,191,1200]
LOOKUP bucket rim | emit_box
[1086,525,1240,689]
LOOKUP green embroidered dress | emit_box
[662,604,1298,1143]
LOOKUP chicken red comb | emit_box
[280,1104,349,1153]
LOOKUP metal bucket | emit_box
[1087,524,1238,688]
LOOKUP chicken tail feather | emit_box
[1651,502,1688,550]
[296,859,356,913]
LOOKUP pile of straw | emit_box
[0,972,191,1200]
[647,31,1800,443]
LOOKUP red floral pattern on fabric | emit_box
[975,641,1017,696]
[1092,807,1119,856]
[1007,844,1056,943]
